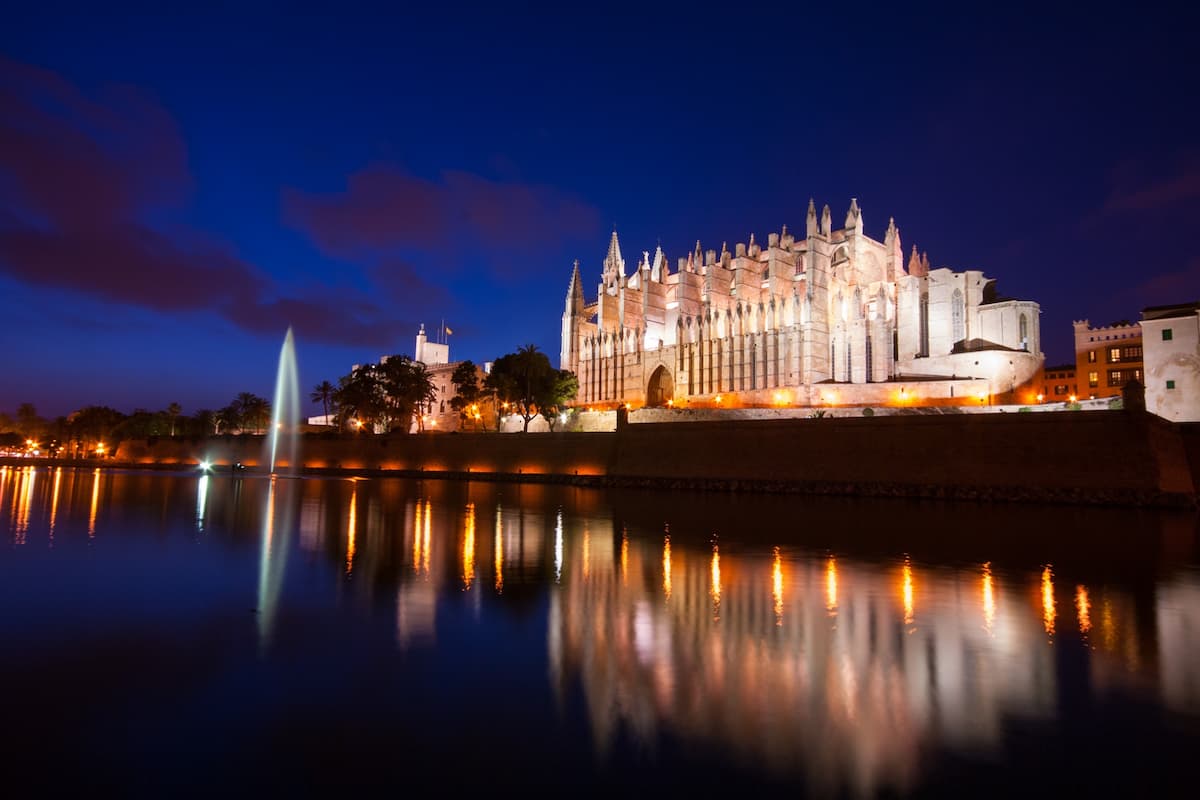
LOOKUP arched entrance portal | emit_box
[646,365,674,407]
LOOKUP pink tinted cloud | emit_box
[1132,257,1200,307]
[284,162,600,263]
[0,57,404,349]
[1102,155,1200,213]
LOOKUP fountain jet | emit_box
[266,327,301,475]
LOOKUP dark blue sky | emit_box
[3,2,1198,417]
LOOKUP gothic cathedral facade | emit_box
[561,200,1043,407]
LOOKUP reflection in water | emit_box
[772,547,784,626]
[1042,566,1056,637]
[462,502,475,590]
[257,477,293,650]
[494,504,504,593]
[1076,585,1092,634]
[710,544,721,620]
[620,530,628,586]
[345,486,357,576]
[826,556,838,615]
[14,467,35,543]
[583,525,591,581]
[196,475,209,531]
[4,471,1199,794]
[547,529,1093,797]
[554,509,563,583]
[982,563,996,635]
[88,468,100,538]
[48,467,62,542]
[902,558,915,626]
[662,534,672,600]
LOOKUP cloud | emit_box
[0,56,405,349]
[1102,155,1200,213]
[283,162,600,268]
[1130,257,1200,308]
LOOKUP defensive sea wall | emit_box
[101,411,1199,508]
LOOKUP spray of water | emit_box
[267,327,301,475]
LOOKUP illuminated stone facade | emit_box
[561,200,1043,407]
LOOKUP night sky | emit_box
[3,3,1198,417]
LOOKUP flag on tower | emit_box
[445,326,453,335]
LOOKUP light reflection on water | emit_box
[0,466,1198,794]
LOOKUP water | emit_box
[1,465,1199,796]
[266,327,300,474]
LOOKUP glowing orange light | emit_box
[902,558,915,625]
[345,487,357,576]
[826,556,838,613]
[666,399,674,407]
[620,530,628,586]
[462,502,476,590]
[772,547,784,625]
[1036,393,1044,402]
[710,544,721,619]
[1076,585,1091,634]
[982,563,995,634]
[1042,566,1056,636]
[662,534,672,600]
[494,505,504,593]
[715,395,723,404]
[1068,395,1077,403]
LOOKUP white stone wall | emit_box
[1141,311,1200,422]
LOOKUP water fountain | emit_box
[265,327,301,475]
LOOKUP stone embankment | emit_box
[74,411,1197,508]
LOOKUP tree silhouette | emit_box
[310,380,336,423]
[167,402,182,436]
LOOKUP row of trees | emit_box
[318,355,438,434]
[0,392,275,455]
[307,344,578,434]
[2,344,581,451]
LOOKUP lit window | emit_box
[1109,347,1121,362]
[1087,351,1096,363]
[1088,371,1098,387]
[1166,380,1176,390]
[1162,329,1173,341]
[1108,370,1123,386]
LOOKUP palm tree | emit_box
[310,380,335,424]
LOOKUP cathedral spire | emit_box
[603,229,625,282]
[651,244,667,282]
[806,198,818,237]
[845,197,861,230]
[565,259,584,313]
[820,204,832,236]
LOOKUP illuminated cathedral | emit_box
[561,200,1042,407]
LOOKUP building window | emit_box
[1054,385,1068,395]
[1133,369,1142,382]
[1108,370,1123,386]
[1163,329,1173,341]
[1019,314,1028,350]
[1126,345,1142,359]
[1088,371,1098,387]
[1109,347,1121,362]
[1167,380,1176,390]
[1087,351,1096,363]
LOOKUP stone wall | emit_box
[110,412,1197,507]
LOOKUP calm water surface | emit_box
[1,465,1199,796]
